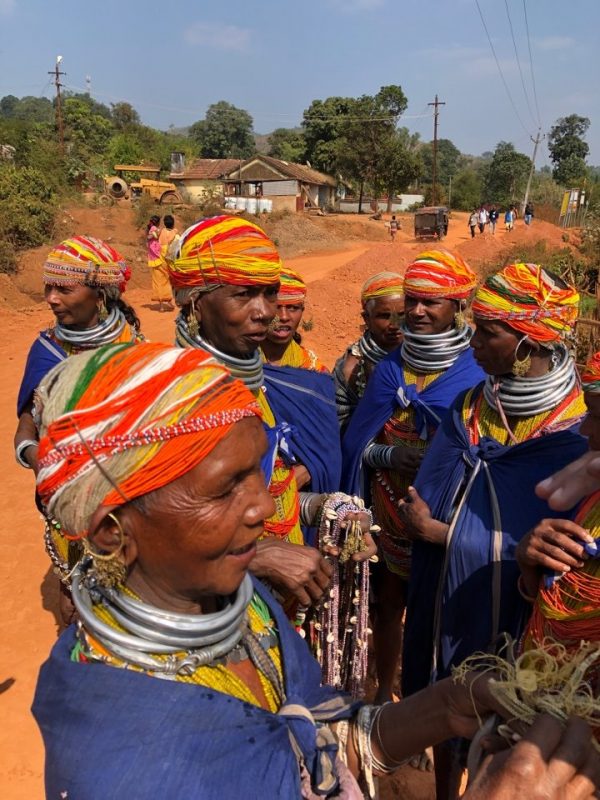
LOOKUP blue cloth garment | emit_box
[401,386,588,697]
[33,579,359,800]
[264,364,342,544]
[341,347,484,497]
[17,332,66,415]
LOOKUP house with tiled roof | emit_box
[169,153,341,212]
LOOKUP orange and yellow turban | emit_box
[403,250,477,300]
[168,215,282,292]
[43,235,131,293]
[360,271,404,306]
[36,342,260,539]
[472,263,579,344]
[581,353,600,394]
[278,266,307,305]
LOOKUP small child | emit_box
[504,207,515,232]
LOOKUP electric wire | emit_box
[504,0,537,129]
[474,0,532,138]
[522,0,542,127]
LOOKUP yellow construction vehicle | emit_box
[105,165,182,205]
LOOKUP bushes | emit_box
[0,164,58,272]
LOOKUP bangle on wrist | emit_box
[517,574,537,603]
[15,439,38,469]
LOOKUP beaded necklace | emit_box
[526,491,600,648]
[372,365,442,579]
[72,575,283,712]
[464,383,586,447]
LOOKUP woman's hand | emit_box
[390,446,424,478]
[397,487,449,545]
[293,464,311,490]
[464,715,600,800]
[516,519,594,573]
[536,452,600,511]
[344,511,378,562]
[252,538,332,606]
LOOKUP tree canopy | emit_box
[267,128,306,162]
[548,114,590,185]
[483,141,531,207]
[190,101,254,159]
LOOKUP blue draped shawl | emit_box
[402,386,587,697]
[263,364,342,495]
[33,579,359,800]
[17,332,66,416]
[341,348,484,496]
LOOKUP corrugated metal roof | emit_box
[169,158,241,180]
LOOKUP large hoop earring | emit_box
[454,301,466,329]
[512,336,532,377]
[82,512,127,588]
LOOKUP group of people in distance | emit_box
[468,204,526,238]
[13,214,600,799]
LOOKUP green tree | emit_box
[420,138,462,187]
[267,128,306,162]
[548,114,590,185]
[302,96,355,174]
[63,97,113,162]
[106,133,144,166]
[450,167,483,210]
[190,101,254,158]
[0,95,54,124]
[483,141,531,206]
[111,101,141,130]
[373,128,421,209]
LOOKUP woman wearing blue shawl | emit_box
[399,263,587,799]
[342,250,483,707]
[31,342,524,800]
[260,266,341,545]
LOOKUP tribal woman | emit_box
[399,263,587,799]
[333,271,405,432]
[167,216,375,645]
[260,266,341,538]
[342,251,483,706]
[32,342,591,799]
[516,350,600,685]
[14,236,142,589]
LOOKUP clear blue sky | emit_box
[1,0,598,165]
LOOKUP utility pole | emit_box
[48,55,66,154]
[521,128,544,215]
[428,94,445,205]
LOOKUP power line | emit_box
[62,82,433,125]
[504,0,537,128]
[474,0,532,138]
[522,0,542,127]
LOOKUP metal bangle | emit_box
[15,438,38,469]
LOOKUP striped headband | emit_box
[403,250,477,300]
[168,215,281,291]
[472,263,579,343]
[278,266,307,305]
[581,352,600,394]
[36,342,261,540]
[43,235,131,293]
[361,271,404,306]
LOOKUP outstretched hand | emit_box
[464,715,600,800]
[536,452,600,511]
[517,518,594,574]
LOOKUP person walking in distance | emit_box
[504,206,515,232]
[468,210,478,239]
[488,206,499,235]
[524,202,534,226]
[389,215,399,242]
[477,206,488,235]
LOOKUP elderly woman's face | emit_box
[196,284,279,357]
[44,283,100,329]
[363,295,405,351]
[470,317,523,375]
[120,418,274,608]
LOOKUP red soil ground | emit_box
[0,203,572,799]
